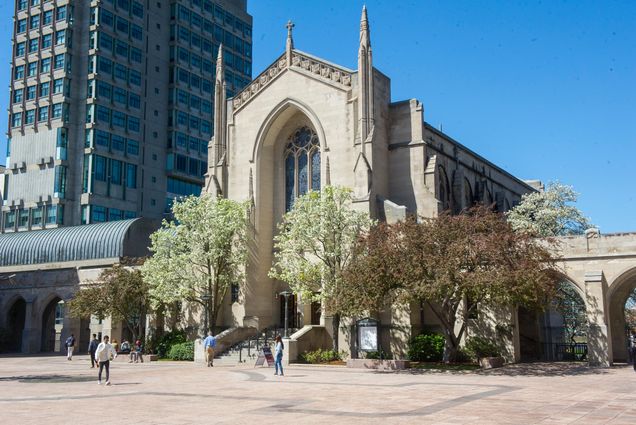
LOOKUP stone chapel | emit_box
[204,7,535,358]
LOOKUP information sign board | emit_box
[254,345,275,367]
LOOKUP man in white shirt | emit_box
[95,335,117,385]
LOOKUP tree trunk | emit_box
[137,313,145,342]
[331,313,340,352]
[442,335,458,363]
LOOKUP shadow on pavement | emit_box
[479,362,611,376]
[0,374,96,383]
[395,362,613,377]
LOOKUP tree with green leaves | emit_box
[552,282,587,344]
[269,186,374,351]
[142,195,249,333]
[624,289,636,332]
[344,207,560,362]
[505,181,593,237]
[68,264,150,342]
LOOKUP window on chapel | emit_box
[285,126,320,211]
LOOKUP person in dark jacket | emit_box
[65,334,75,360]
[88,334,99,368]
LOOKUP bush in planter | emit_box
[465,336,501,360]
[298,348,344,364]
[146,329,187,358]
[167,341,194,361]
[455,348,473,364]
[365,350,393,360]
[408,333,445,362]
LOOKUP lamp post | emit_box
[278,291,293,338]
[200,294,211,335]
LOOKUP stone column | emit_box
[60,300,82,354]
[21,299,37,354]
[584,271,612,367]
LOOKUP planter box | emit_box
[479,356,505,369]
[347,359,410,370]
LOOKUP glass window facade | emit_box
[4,0,251,232]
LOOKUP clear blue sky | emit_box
[1,1,634,232]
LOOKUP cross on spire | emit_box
[286,20,295,38]
[285,19,295,65]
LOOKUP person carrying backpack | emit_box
[65,334,76,361]
[88,334,99,368]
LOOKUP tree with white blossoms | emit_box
[505,181,593,237]
[269,186,374,351]
[142,195,249,334]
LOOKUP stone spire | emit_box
[215,43,225,86]
[360,5,371,50]
[213,44,227,168]
[358,5,374,144]
[286,20,295,67]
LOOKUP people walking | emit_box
[274,335,284,376]
[203,331,216,367]
[65,334,75,360]
[88,334,99,368]
[95,335,117,385]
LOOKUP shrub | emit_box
[167,341,194,361]
[365,350,393,360]
[146,329,187,358]
[298,348,344,364]
[465,337,501,360]
[408,333,445,362]
[455,348,473,363]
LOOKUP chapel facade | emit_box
[205,7,536,357]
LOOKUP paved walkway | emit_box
[0,355,635,424]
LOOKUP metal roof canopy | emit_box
[0,218,157,267]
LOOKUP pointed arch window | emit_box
[285,126,320,211]
[438,166,450,211]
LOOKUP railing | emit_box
[219,326,297,363]
[542,343,588,361]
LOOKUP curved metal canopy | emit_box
[0,218,155,267]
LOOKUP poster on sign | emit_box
[359,324,378,351]
[254,345,275,367]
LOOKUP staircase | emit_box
[213,327,295,366]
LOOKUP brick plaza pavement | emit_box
[0,355,635,424]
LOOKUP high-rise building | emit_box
[2,0,252,233]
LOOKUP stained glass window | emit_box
[311,151,321,192]
[284,127,320,211]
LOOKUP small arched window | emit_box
[285,127,320,211]
[438,166,450,211]
[463,178,473,209]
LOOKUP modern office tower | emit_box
[0,165,5,209]
[2,0,252,232]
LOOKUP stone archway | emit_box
[608,267,636,362]
[245,100,325,328]
[518,279,587,361]
[5,297,26,352]
[41,296,64,353]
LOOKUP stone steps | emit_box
[211,327,293,366]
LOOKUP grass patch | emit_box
[411,362,480,371]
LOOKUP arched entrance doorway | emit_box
[6,298,26,352]
[41,297,65,352]
[518,280,587,361]
[251,100,324,327]
[608,268,636,362]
